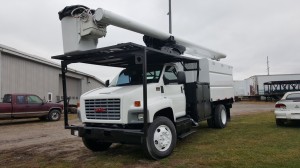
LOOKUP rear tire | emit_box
[48,109,61,121]
[214,104,227,129]
[82,137,112,151]
[142,116,177,160]
[276,119,285,126]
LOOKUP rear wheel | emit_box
[82,137,112,151]
[143,116,177,160]
[214,104,227,128]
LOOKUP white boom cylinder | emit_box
[94,8,226,60]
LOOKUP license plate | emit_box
[291,114,300,119]
[73,130,79,136]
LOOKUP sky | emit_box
[0,0,299,81]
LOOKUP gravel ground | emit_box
[0,117,80,151]
[0,101,276,166]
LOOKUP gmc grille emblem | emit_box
[95,108,106,113]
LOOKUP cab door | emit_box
[26,95,48,117]
[12,95,28,118]
[12,95,48,118]
[161,65,186,118]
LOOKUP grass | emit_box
[1,111,300,168]
[168,112,300,168]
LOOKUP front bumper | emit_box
[68,125,144,144]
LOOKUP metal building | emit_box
[0,44,104,105]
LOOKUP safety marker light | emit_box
[134,101,141,107]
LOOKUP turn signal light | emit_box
[275,103,286,109]
[134,101,141,107]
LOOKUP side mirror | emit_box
[177,71,186,84]
[105,80,110,87]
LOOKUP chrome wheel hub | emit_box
[51,112,59,120]
[221,109,227,125]
[153,125,172,152]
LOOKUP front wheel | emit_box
[82,137,112,151]
[48,109,61,121]
[142,116,177,160]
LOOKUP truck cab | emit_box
[79,63,186,126]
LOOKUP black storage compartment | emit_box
[185,82,211,122]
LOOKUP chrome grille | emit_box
[85,99,120,120]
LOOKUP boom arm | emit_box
[59,5,226,60]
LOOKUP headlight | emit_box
[128,110,144,123]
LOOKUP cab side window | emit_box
[3,94,12,103]
[16,96,26,104]
[163,66,178,84]
[27,95,43,104]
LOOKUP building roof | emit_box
[248,74,300,79]
[0,44,104,85]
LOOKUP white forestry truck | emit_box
[52,5,234,159]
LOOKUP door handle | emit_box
[160,86,164,93]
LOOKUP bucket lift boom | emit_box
[59,5,225,60]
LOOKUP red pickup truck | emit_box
[0,94,63,121]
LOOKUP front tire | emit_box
[142,116,177,160]
[82,137,112,151]
[214,104,227,128]
[48,109,61,121]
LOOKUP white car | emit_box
[274,91,300,126]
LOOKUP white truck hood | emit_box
[82,85,144,98]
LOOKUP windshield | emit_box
[110,65,163,86]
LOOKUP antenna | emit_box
[267,56,270,75]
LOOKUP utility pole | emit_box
[267,56,270,75]
[168,0,172,34]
